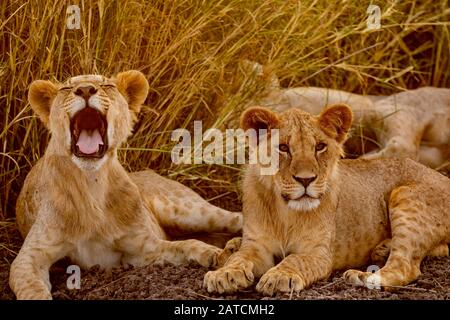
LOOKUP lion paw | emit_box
[343,269,382,290]
[256,268,305,296]
[195,247,222,268]
[203,264,254,294]
[15,287,52,300]
[215,237,242,268]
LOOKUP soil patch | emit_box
[1,221,449,300]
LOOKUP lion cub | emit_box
[10,71,242,300]
[204,104,450,296]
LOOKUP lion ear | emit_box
[240,106,280,143]
[318,104,353,143]
[115,70,149,119]
[28,80,58,127]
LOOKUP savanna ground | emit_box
[0,0,449,299]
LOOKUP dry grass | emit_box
[0,0,449,219]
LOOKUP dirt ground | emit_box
[1,220,450,300]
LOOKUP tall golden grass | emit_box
[0,0,449,219]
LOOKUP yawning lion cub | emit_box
[204,104,450,296]
[10,70,242,300]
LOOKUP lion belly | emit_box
[331,163,393,270]
[332,204,390,270]
[69,238,122,269]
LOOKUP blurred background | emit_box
[1,0,449,220]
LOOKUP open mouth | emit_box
[70,107,108,158]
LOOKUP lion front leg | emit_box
[10,252,52,300]
[10,224,68,300]
[256,252,332,296]
[203,239,274,294]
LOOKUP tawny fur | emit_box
[204,104,450,296]
[10,71,242,300]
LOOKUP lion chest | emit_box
[69,237,122,269]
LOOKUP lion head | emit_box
[28,70,149,170]
[241,104,353,212]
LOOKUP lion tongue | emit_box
[76,129,103,154]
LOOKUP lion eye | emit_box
[278,144,290,153]
[100,84,116,89]
[315,142,327,152]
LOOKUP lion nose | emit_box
[292,175,317,188]
[74,85,98,101]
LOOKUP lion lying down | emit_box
[204,104,450,296]
[10,71,242,300]
[241,61,450,170]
